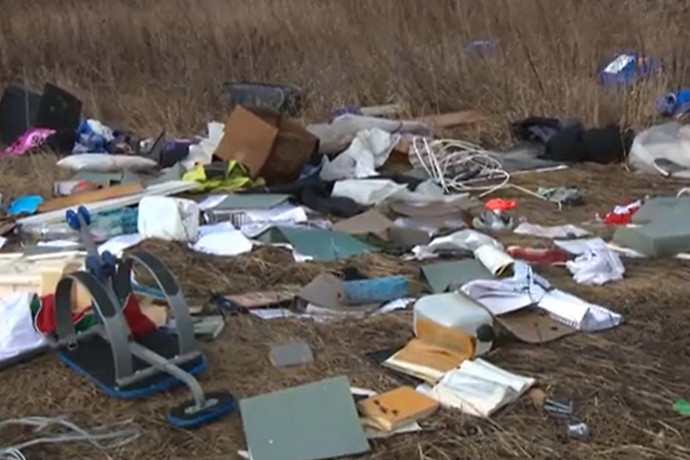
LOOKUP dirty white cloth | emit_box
[418,359,534,417]
[57,154,158,173]
[461,261,622,331]
[0,292,48,365]
[319,128,400,181]
[629,122,690,177]
[191,222,253,256]
[554,238,625,285]
[182,122,225,170]
[138,196,200,242]
[332,179,408,206]
[514,222,590,239]
[307,114,432,155]
[412,229,503,259]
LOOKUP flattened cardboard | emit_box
[383,338,468,384]
[332,209,393,239]
[225,286,301,309]
[214,106,318,184]
[239,376,370,460]
[296,273,379,314]
[387,226,432,249]
[421,259,492,294]
[358,386,438,432]
[496,307,576,344]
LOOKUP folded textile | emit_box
[554,238,625,285]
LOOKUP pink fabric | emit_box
[2,128,55,157]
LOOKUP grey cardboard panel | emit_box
[239,376,370,460]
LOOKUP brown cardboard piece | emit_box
[225,285,301,310]
[38,182,143,213]
[495,307,575,344]
[332,209,393,239]
[358,386,439,432]
[214,105,319,184]
[414,110,486,130]
[383,338,469,383]
[296,273,379,314]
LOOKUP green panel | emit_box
[239,376,370,460]
[421,259,493,293]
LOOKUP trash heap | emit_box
[1,80,690,459]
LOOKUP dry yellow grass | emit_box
[0,0,683,139]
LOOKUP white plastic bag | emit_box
[138,196,200,242]
[58,154,158,172]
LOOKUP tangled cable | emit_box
[0,416,140,459]
[410,136,550,201]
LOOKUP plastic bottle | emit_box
[413,292,494,356]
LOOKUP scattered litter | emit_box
[514,222,590,239]
[597,52,659,87]
[269,340,313,367]
[418,358,535,417]
[537,186,583,207]
[472,210,513,231]
[673,398,690,416]
[600,200,641,225]
[507,246,568,264]
[358,386,438,432]
[566,421,590,440]
[239,376,370,460]
[554,238,625,285]
[461,261,622,331]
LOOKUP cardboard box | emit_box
[214,106,319,184]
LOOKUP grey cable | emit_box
[0,416,140,459]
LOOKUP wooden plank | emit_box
[414,110,486,129]
[38,182,143,213]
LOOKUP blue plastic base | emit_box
[166,392,236,429]
[58,352,208,400]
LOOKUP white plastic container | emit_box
[414,292,494,356]
[138,196,200,242]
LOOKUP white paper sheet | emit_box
[461,261,621,331]
[424,358,535,417]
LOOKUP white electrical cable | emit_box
[0,416,140,459]
[410,136,550,201]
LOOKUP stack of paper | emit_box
[420,359,535,417]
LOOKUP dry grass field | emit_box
[2,1,690,459]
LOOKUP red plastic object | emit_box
[602,200,641,226]
[485,198,516,212]
[507,246,568,264]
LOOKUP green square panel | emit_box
[239,376,370,460]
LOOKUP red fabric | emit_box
[34,294,91,335]
[37,293,156,339]
[507,246,568,264]
[121,294,156,339]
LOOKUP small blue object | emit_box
[597,52,660,87]
[66,205,91,230]
[465,39,498,57]
[656,88,690,117]
[341,275,409,305]
[8,195,43,216]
